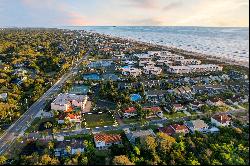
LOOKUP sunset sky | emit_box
[0,0,249,27]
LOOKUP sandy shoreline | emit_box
[95,32,249,69]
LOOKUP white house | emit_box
[51,93,88,111]
[185,119,209,133]
[122,67,142,77]
[211,114,232,127]
[122,107,137,118]
[143,66,162,75]
[94,134,122,150]
[168,66,191,74]
[188,64,223,73]
[139,60,155,67]
[175,59,202,66]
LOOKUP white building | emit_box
[168,66,191,74]
[211,114,232,127]
[51,93,88,111]
[185,119,209,133]
[168,64,223,74]
[175,59,202,66]
[156,59,174,66]
[94,134,122,150]
[122,67,142,77]
[188,64,223,73]
[139,60,155,67]
[143,66,162,75]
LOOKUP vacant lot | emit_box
[84,113,115,128]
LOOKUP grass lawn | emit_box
[163,112,187,119]
[25,117,55,133]
[240,103,249,110]
[122,118,138,124]
[84,113,115,128]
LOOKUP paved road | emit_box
[0,49,91,154]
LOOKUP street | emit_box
[0,49,91,155]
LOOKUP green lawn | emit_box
[84,113,115,128]
[122,118,138,124]
[240,103,249,110]
[163,112,187,119]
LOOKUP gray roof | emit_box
[185,119,208,130]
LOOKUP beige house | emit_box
[51,93,88,111]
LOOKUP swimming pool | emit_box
[69,85,89,95]
[83,73,100,80]
[130,94,142,102]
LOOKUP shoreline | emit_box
[84,31,249,69]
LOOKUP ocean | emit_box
[64,26,249,64]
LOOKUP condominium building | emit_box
[168,64,223,74]
[175,59,202,66]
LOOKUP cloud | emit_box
[123,0,158,9]
[163,1,183,11]
[20,0,90,25]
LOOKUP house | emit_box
[185,119,209,133]
[0,93,7,101]
[58,112,81,124]
[172,104,186,111]
[142,106,163,118]
[125,129,156,145]
[122,67,142,77]
[94,134,122,150]
[139,60,155,67]
[175,59,201,66]
[122,107,137,118]
[141,80,166,89]
[211,114,232,127]
[159,124,189,135]
[143,66,162,75]
[156,60,173,66]
[51,93,88,111]
[206,98,224,106]
[54,139,85,157]
[189,101,205,110]
[168,66,191,74]
[145,90,167,103]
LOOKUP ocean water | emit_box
[65,26,249,64]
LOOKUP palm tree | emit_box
[66,145,71,154]
[44,121,52,129]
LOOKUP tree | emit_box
[157,132,176,154]
[66,145,71,154]
[48,141,54,150]
[44,121,53,129]
[141,136,157,154]
[0,155,7,165]
[112,155,134,165]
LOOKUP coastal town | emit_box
[0,29,249,165]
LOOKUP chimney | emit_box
[220,115,223,122]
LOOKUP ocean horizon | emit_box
[61,26,249,65]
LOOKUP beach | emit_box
[67,26,249,68]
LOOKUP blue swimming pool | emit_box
[122,66,130,69]
[130,94,142,102]
[83,73,100,80]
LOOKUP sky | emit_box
[0,0,249,27]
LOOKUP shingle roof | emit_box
[212,114,232,123]
[94,134,122,144]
